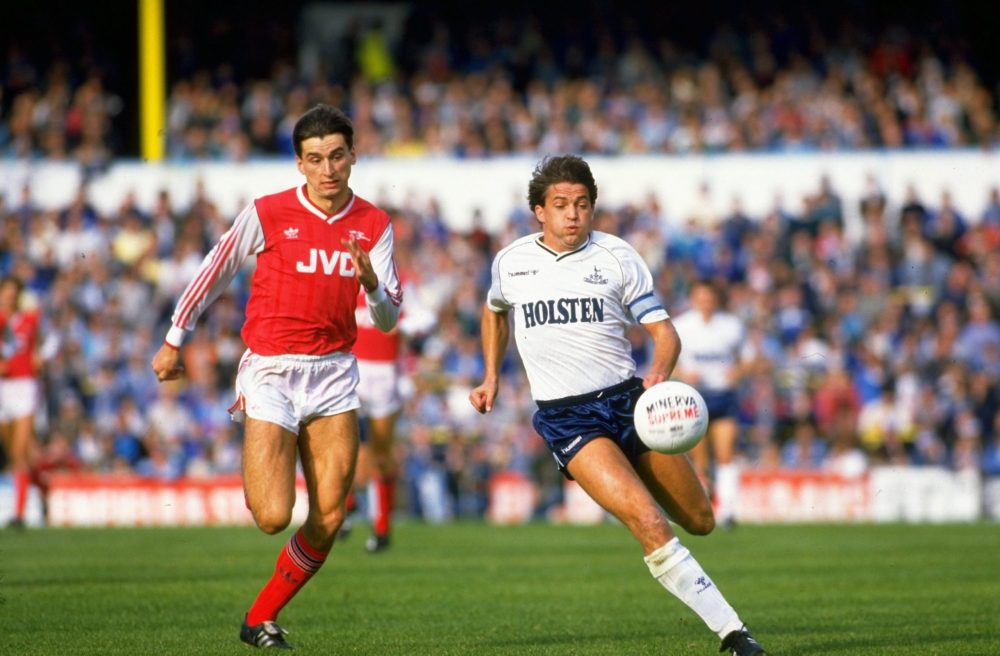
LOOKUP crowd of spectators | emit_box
[3,6,1000,163]
[3,6,1000,521]
[2,168,1000,520]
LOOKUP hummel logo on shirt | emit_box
[284,227,300,240]
[583,267,608,284]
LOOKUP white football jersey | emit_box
[487,231,668,401]
[671,309,745,392]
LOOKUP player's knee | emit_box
[308,506,347,542]
[252,507,293,535]
[685,509,716,536]
[630,509,674,544]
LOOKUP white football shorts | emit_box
[355,359,401,419]
[0,377,39,422]
[230,350,361,435]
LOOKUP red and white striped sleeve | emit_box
[164,202,265,348]
[363,222,402,333]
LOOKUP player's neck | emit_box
[306,186,352,216]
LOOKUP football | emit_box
[633,381,709,454]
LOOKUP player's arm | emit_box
[469,304,509,414]
[344,224,401,333]
[669,331,700,386]
[152,202,264,382]
[616,241,677,389]
[642,318,682,389]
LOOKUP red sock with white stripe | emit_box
[13,469,29,520]
[246,529,329,625]
[370,474,395,537]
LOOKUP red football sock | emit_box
[13,469,29,520]
[371,474,396,536]
[246,528,329,625]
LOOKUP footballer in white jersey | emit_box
[486,230,668,401]
[671,280,748,528]
[672,307,745,398]
[470,156,766,656]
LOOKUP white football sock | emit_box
[714,463,739,523]
[644,538,744,638]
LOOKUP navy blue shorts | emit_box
[532,378,649,479]
[701,389,738,419]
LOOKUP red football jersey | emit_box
[354,288,401,362]
[170,185,401,356]
[0,309,40,378]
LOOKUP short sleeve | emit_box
[618,244,668,324]
[486,251,513,313]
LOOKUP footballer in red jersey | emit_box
[0,277,42,529]
[352,285,404,553]
[152,105,401,650]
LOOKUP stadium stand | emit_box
[2,2,1000,523]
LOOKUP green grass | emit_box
[2,522,999,655]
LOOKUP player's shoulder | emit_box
[685,310,743,338]
[251,186,298,220]
[255,186,299,206]
[348,194,392,225]
[715,311,746,332]
[494,233,543,264]
[348,192,379,214]
[671,309,698,329]
[590,230,631,248]
[588,231,647,272]
[590,230,640,257]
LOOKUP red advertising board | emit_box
[46,474,308,527]
[737,470,872,522]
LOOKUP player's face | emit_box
[296,133,357,212]
[691,284,718,316]
[534,182,594,252]
[0,281,18,312]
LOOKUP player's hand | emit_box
[151,344,185,382]
[469,380,498,414]
[342,237,378,292]
[642,371,670,389]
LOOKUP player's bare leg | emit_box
[365,411,398,552]
[689,432,713,489]
[707,417,740,526]
[242,418,299,534]
[240,418,300,648]
[3,414,36,528]
[635,450,715,536]
[567,437,747,644]
[241,412,359,649]
[566,437,675,553]
[297,411,359,550]
[338,439,371,539]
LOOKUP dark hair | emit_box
[527,155,598,210]
[0,276,24,295]
[292,105,355,157]
[691,277,722,299]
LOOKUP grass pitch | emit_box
[2,521,998,655]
